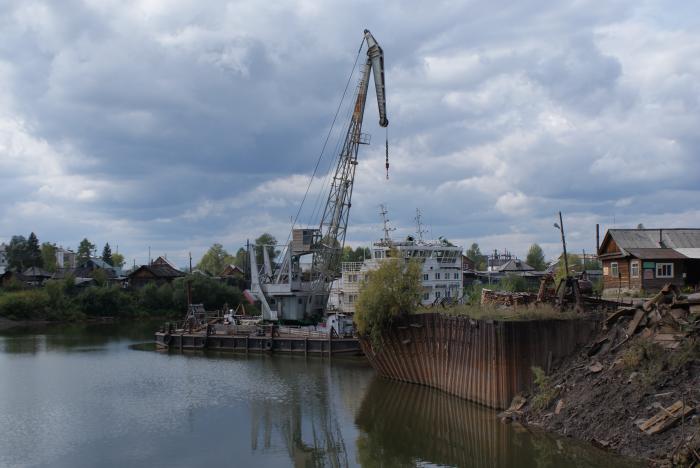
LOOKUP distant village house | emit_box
[127,256,185,288]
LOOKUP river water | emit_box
[0,322,638,468]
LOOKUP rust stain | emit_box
[360,313,599,409]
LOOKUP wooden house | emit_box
[598,229,700,293]
[127,256,185,288]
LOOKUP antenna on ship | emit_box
[379,204,395,245]
[415,208,428,243]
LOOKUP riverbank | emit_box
[515,297,700,466]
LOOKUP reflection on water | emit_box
[356,378,640,468]
[0,323,638,467]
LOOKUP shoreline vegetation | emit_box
[0,274,245,324]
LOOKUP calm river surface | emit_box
[0,321,638,468]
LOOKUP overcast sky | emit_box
[1,0,699,267]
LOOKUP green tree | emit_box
[7,235,27,270]
[41,242,58,272]
[111,253,126,269]
[354,257,422,346]
[254,233,278,266]
[233,247,247,268]
[555,253,582,283]
[102,243,113,266]
[500,273,529,292]
[196,243,235,275]
[526,244,546,271]
[465,242,486,270]
[77,238,95,264]
[26,232,42,268]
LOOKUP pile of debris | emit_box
[600,284,700,352]
[480,288,536,307]
[512,283,700,465]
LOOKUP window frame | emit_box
[656,262,674,278]
[630,261,640,278]
[610,262,619,278]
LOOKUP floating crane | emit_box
[249,29,389,321]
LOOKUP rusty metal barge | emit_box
[359,312,601,409]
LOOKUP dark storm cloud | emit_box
[1,0,699,265]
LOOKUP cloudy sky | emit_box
[1,0,699,267]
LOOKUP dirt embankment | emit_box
[506,289,700,466]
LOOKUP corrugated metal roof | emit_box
[609,229,700,249]
[675,248,700,259]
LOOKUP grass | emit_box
[416,303,580,321]
[531,366,559,411]
[619,338,666,386]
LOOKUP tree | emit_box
[354,257,422,346]
[26,232,42,268]
[102,243,113,266]
[111,253,125,269]
[254,233,278,266]
[526,244,546,271]
[77,238,95,264]
[196,243,235,275]
[41,243,58,272]
[465,242,486,270]
[555,253,582,283]
[233,247,247,268]
[7,235,27,270]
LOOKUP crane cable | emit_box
[283,37,366,249]
[385,127,389,180]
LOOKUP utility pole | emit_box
[189,252,192,273]
[555,211,569,277]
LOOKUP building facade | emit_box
[598,229,700,293]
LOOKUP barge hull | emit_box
[359,313,600,409]
[155,332,362,355]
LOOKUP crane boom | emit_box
[312,29,388,296]
[249,30,389,320]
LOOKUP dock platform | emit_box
[155,331,362,356]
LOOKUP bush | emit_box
[500,274,529,293]
[0,289,49,320]
[531,366,558,411]
[354,257,422,347]
[172,275,242,311]
[137,282,177,315]
[74,285,134,317]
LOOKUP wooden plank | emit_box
[638,401,695,435]
[626,309,646,337]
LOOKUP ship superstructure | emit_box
[329,210,463,314]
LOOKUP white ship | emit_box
[329,208,463,314]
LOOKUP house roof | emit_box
[22,267,53,278]
[497,259,535,272]
[128,263,185,279]
[601,229,700,260]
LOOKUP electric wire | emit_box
[282,37,366,249]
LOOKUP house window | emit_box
[423,292,429,301]
[423,274,429,281]
[435,291,441,299]
[348,294,357,304]
[610,262,619,278]
[656,263,674,278]
[453,273,459,280]
[631,261,639,278]
[435,273,441,280]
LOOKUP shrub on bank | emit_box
[354,257,422,346]
[172,275,242,311]
[0,289,49,320]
